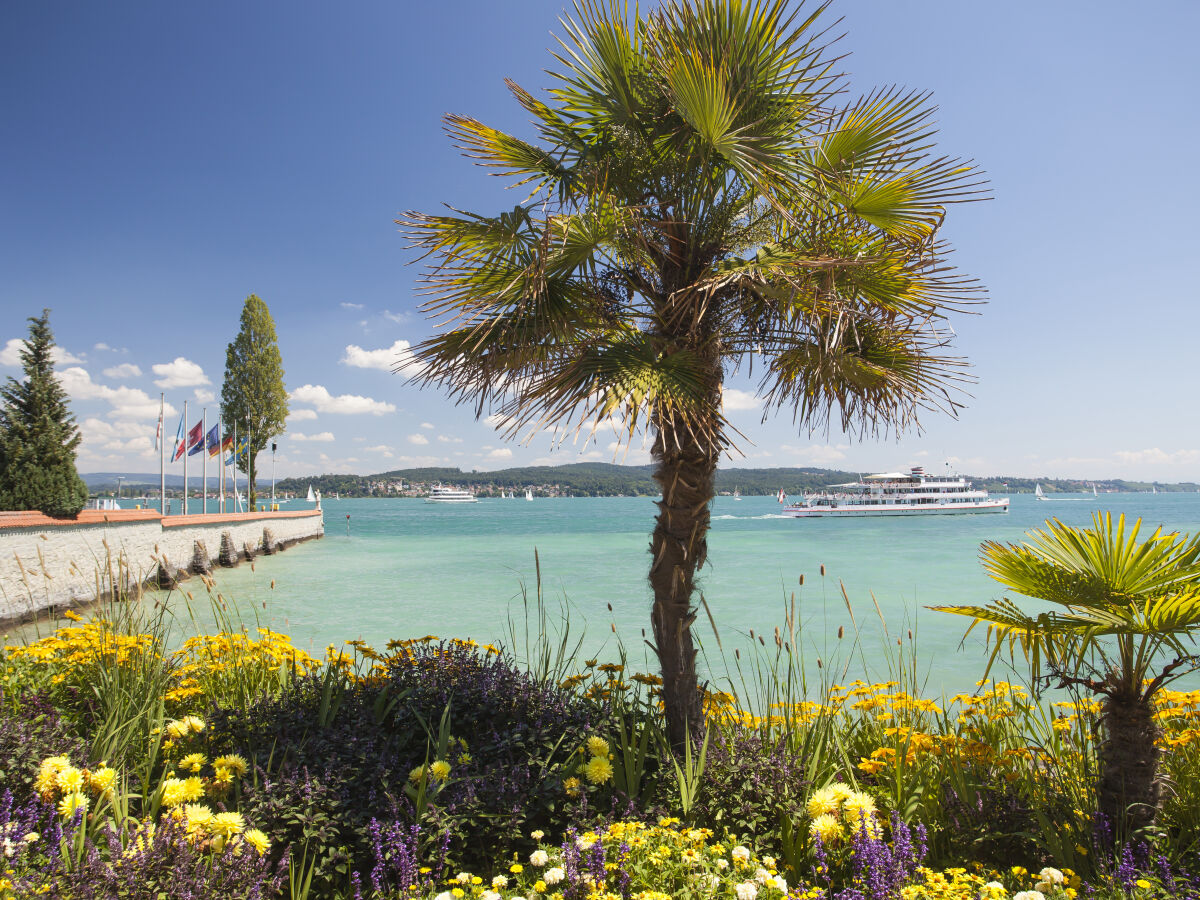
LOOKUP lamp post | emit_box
[271,442,277,508]
[116,476,125,502]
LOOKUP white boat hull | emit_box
[783,498,1009,517]
[425,497,478,503]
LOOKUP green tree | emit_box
[221,294,288,507]
[0,310,89,517]
[401,0,981,749]
[934,513,1200,836]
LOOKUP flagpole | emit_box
[232,419,239,513]
[159,393,165,515]
[246,412,252,511]
[218,420,225,514]
[182,400,188,516]
[202,408,208,515]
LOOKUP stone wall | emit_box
[0,508,324,624]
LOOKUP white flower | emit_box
[717,859,729,870]
[491,875,508,889]
[731,845,751,863]
[705,874,721,889]
[762,856,776,869]
[1036,883,1051,893]
[985,884,1005,891]
[735,882,759,900]
[529,849,549,867]
[770,875,788,892]
[434,893,453,900]
[755,867,771,885]
[1013,892,1046,900]
[3,838,14,859]
[481,891,501,900]
[544,867,565,885]
[1038,868,1065,886]
[455,872,472,885]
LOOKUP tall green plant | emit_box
[221,294,288,507]
[934,512,1200,836]
[0,309,88,517]
[401,0,985,750]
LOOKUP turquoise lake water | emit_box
[151,491,1200,697]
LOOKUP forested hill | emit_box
[270,464,1198,499]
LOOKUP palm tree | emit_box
[934,513,1200,835]
[401,0,984,750]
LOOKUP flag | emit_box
[185,420,205,456]
[170,414,187,462]
[225,436,248,467]
[204,423,222,457]
[154,410,163,452]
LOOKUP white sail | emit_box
[306,485,316,502]
[1035,483,1045,500]
[525,489,533,501]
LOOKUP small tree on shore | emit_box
[0,309,89,517]
[935,513,1200,837]
[221,295,288,508]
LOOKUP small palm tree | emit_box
[401,0,984,749]
[934,513,1200,835]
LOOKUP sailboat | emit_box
[733,487,741,501]
[777,488,786,504]
[1093,483,1098,497]
[1153,485,1158,495]
[525,489,534,501]
[306,484,316,502]
[1035,483,1046,501]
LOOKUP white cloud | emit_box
[486,448,513,460]
[1114,448,1200,467]
[0,339,85,367]
[287,409,318,422]
[340,301,365,310]
[193,388,215,403]
[152,357,211,389]
[102,363,142,379]
[290,384,396,416]
[722,388,761,411]
[289,431,336,443]
[408,433,429,445]
[365,444,394,457]
[94,342,113,352]
[79,418,156,458]
[340,339,423,376]
[780,443,849,465]
[437,434,463,444]
[58,367,175,420]
[420,421,434,429]
[382,309,408,324]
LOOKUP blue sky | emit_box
[2,1,1197,481]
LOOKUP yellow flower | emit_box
[564,776,582,797]
[809,814,843,845]
[409,765,427,783]
[55,766,84,794]
[243,828,271,855]
[584,755,614,785]
[161,776,205,807]
[87,766,117,796]
[210,811,245,837]
[213,754,249,776]
[586,736,610,758]
[183,715,205,733]
[57,792,88,819]
[805,786,841,818]
[179,753,207,773]
[429,760,452,782]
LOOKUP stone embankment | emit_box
[0,507,324,625]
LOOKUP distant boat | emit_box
[1035,483,1046,501]
[777,488,786,504]
[306,485,316,502]
[734,487,741,501]
[525,489,534,501]
[1153,485,1158,495]
[1093,483,1098,497]
[426,484,477,503]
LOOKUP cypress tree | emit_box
[0,310,89,517]
[221,295,288,508]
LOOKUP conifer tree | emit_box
[221,295,288,507]
[0,310,89,517]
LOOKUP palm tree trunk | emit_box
[1098,689,1163,835]
[649,411,719,753]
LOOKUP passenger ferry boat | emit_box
[425,484,478,503]
[782,466,1009,517]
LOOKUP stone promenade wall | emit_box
[0,508,324,624]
